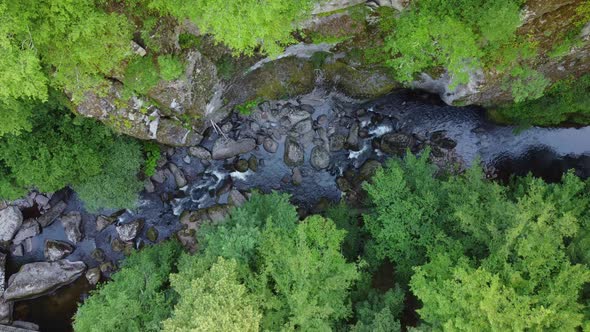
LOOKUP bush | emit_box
[74,241,182,332]
[493,74,590,125]
[123,57,160,95]
[0,96,143,211]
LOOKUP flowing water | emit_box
[11,89,590,331]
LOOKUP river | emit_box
[10,88,590,331]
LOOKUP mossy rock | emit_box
[323,61,400,98]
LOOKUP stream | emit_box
[10,88,590,331]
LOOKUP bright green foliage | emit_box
[377,0,547,99]
[123,57,161,95]
[236,99,262,116]
[0,0,132,101]
[157,55,184,81]
[166,192,360,331]
[145,0,318,56]
[364,152,590,330]
[0,96,143,210]
[259,215,359,331]
[74,241,182,332]
[163,258,262,332]
[0,99,33,138]
[494,74,590,125]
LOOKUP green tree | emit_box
[146,0,318,56]
[74,241,182,332]
[163,257,262,332]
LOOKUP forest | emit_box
[0,0,589,331]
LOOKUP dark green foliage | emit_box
[74,241,182,332]
[235,99,262,116]
[493,74,590,126]
[0,96,143,211]
[351,288,404,332]
[216,54,237,81]
[364,152,590,330]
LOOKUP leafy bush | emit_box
[0,96,143,211]
[157,55,184,81]
[142,142,161,177]
[74,241,182,332]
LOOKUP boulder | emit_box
[329,134,346,152]
[234,159,249,173]
[0,206,23,242]
[228,189,247,207]
[91,248,106,263]
[85,268,101,286]
[168,163,188,188]
[0,298,12,325]
[212,138,257,160]
[263,137,279,153]
[61,212,83,244]
[380,133,415,156]
[347,121,360,150]
[36,201,67,227]
[11,244,23,257]
[248,156,258,172]
[284,138,305,167]
[0,253,5,293]
[292,168,303,186]
[44,240,74,262]
[95,215,114,232]
[13,221,40,245]
[188,146,212,160]
[116,219,144,242]
[310,146,330,170]
[291,119,313,135]
[146,227,159,242]
[4,260,86,301]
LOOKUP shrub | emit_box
[157,55,184,81]
[123,57,160,95]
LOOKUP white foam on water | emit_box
[369,125,393,137]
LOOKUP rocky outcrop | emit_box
[4,260,86,301]
[13,221,40,246]
[36,201,67,228]
[0,207,22,243]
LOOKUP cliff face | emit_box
[419,0,590,106]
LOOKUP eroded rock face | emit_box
[44,240,74,262]
[0,207,22,243]
[4,260,86,301]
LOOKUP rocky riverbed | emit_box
[2,88,590,331]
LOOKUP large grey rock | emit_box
[0,252,6,293]
[116,219,144,242]
[36,201,67,227]
[310,146,330,170]
[228,189,247,207]
[212,138,257,160]
[284,138,305,167]
[291,119,313,135]
[168,163,188,188]
[61,212,82,244]
[44,240,74,262]
[188,146,212,160]
[13,221,40,245]
[4,260,86,301]
[0,207,22,242]
[85,268,101,286]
